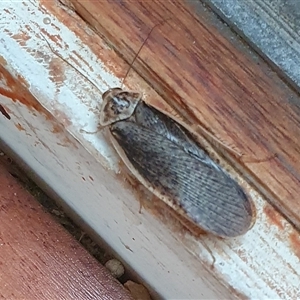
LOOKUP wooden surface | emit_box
[0,162,133,300]
[63,0,300,232]
[1,1,300,298]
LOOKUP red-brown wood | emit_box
[0,161,133,300]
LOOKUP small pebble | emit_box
[105,258,125,278]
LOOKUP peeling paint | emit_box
[289,232,300,260]
[263,205,284,230]
[0,104,10,120]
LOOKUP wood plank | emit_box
[0,162,133,300]
[64,0,300,232]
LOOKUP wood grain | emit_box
[61,0,300,230]
[0,162,133,300]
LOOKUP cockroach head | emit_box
[100,87,142,126]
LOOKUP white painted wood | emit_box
[0,1,299,299]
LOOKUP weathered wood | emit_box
[64,0,300,232]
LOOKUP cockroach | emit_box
[100,87,254,238]
[41,19,255,238]
[98,20,255,238]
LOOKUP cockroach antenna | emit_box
[120,18,170,89]
[40,18,170,96]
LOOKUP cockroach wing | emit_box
[133,102,217,168]
[110,120,253,238]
